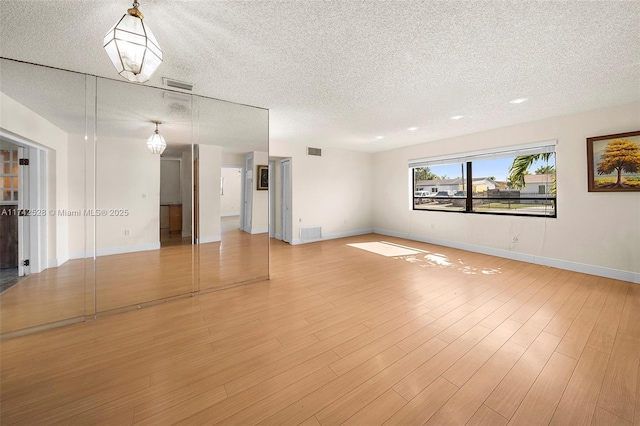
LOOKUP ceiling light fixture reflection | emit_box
[147,121,167,154]
[509,98,528,104]
[450,115,464,120]
[103,0,163,83]
[408,127,418,131]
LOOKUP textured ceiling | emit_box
[1,0,639,153]
[0,59,268,154]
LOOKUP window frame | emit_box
[410,143,557,218]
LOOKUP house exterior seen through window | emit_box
[411,143,556,217]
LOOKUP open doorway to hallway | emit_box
[221,166,242,233]
[0,136,47,294]
[0,144,20,292]
[159,144,193,247]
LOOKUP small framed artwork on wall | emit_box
[587,130,640,192]
[257,165,268,190]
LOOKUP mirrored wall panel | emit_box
[192,95,269,292]
[0,58,269,336]
[95,77,197,312]
[0,59,96,334]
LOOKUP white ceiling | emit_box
[1,0,639,153]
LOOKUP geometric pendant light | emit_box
[147,121,167,154]
[103,1,162,83]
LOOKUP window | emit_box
[410,142,556,217]
[1,149,19,203]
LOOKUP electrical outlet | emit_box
[512,236,518,243]
[124,229,130,236]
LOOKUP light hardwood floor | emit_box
[0,228,268,334]
[1,234,639,425]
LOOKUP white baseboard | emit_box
[221,213,240,218]
[250,228,269,235]
[291,228,374,246]
[199,236,221,244]
[96,242,161,257]
[68,251,87,261]
[374,228,640,284]
[48,256,69,268]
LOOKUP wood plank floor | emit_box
[0,228,268,334]
[1,234,639,425]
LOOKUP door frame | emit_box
[242,153,254,234]
[280,158,292,244]
[268,160,275,238]
[1,131,47,275]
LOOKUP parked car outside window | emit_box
[434,190,455,203]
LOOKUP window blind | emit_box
[408,140,556,168]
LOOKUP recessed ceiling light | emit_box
[450,115,464,120]
[509,98,528,104]
[375,136,384,139]
[408,127,418,131]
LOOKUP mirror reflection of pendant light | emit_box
[147,121,167,155]
[103,0,162,83]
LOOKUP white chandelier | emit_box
[103,1,162,83]
[147,121,167,155]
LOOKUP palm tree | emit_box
[535,165,555,175]
[414,167,439,181]
[509,153,556,194]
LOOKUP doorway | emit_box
[221,166,243,233]
[280,159,292,244]
[0,137,47,292]
[242,153,253,233]
[159,145,193,247]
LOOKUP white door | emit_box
[243,154,253,233]
[280,159,292,244]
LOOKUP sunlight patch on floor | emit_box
[347,242,421,257]
[347,241,503,276]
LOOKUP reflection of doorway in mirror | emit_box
[159,157,190,247]
[0,137,47,292]
[221,166,242,233]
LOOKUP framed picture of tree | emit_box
[587,131,640,192]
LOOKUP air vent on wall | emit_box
[307,147,322,156]
[163,91,191,102]
[162,78,193,91]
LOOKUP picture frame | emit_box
[587,130,640,192]
[257,165,268,190]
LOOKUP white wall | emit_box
[67,133,88,259]
[198,145,222,243]
[0,92,69,267]
[221,167,242,217]
[222,152,245,167]
[160,159,181,204]
[269,142,374,244]
[373,102,640,283]
[94,136,160,255]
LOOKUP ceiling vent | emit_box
[162,78,193,91]
[307,147,322,156]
